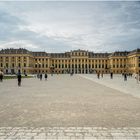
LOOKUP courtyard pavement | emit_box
[80,74,140,98]
[0,74,140,139]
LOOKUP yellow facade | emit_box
[0,48,140,74]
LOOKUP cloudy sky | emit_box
[0,1,140,53]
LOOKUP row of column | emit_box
[1,56,29,68]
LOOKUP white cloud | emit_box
[0,40,40,50]
[0,1,140,52]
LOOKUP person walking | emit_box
[17,72,22,86]
[37,73,40,79]
[139,73,140,83]
[40,73,42,81]
[110,72,113,79]
[0,72,2,82]
[124,73,127,81]
[70,72,73,76]
[44,73,48,81]
[97,71,100,79]
[136,73,140,84]
[101,71,103,78]
[0,70,4,82]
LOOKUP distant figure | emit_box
[135,73,140,84]
[110,72,113,79]
[44,73,48,80]
[70,72,73,76]
[124,73,127,81]
[24,73,27,76]
[40,73,43,81]
[101,71,103,78]
[0,71,4,82]
[17,72,22,86]
[37,73,40,79]
[97,72,100,79]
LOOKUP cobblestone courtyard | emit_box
[0,74,140,139]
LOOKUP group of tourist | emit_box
[17,72,48,87]
[16,72,140,86]
[96,71,140,83]
[97,71,104,79]
[37,73,48,81]
[96,71,113,79]
[0,69,140,86]
[121,72,140,82]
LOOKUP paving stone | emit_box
[0,127,140,140]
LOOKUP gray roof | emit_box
[0,48,30,54]
[0,48,140,58]
[109,51,129,57]
[32,52,48,57]
[89,52,110,58]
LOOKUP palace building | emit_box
[0,48,140,74]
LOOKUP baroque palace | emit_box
[0,48,140,74]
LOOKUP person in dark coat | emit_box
[17,72,22,86]
[44,73,48,80]
[124,73,127,81]
[40,73,42,81]
[0,74,2,82]
[0,71,4,82]
[110,72,113,79]
[97,72,100,79]
[101,71,103,78]
[37,73,40,79]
